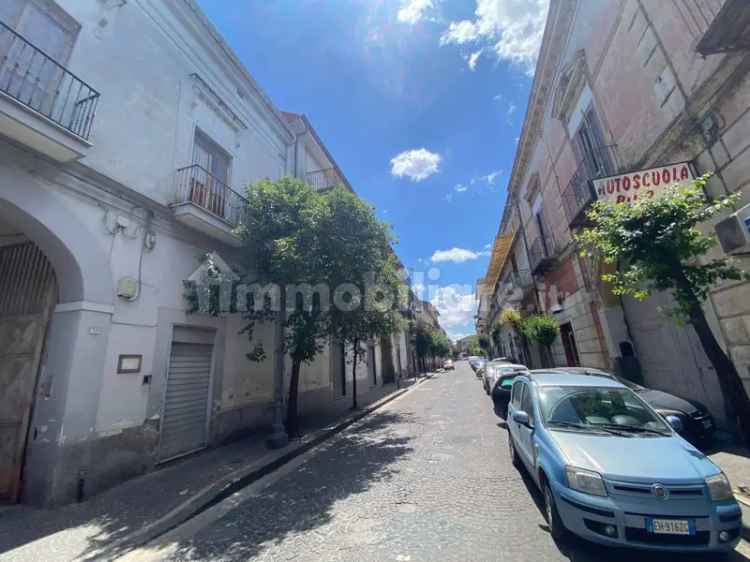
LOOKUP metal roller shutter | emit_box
[159,341,213,462]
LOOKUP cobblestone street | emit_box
[123,362,749,562]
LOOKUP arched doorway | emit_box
[0,232,58,503]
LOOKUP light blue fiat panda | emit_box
[507,372,741,553]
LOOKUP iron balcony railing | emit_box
[0,21,99,140]
[175,165,248,229]
[529,236,557,275]
[561,145,617,228]
[306,168,342,190]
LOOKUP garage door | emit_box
[159,334,214,462]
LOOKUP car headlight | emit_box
[706,473,733,501]
[565,466,607,497]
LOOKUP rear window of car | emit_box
[500,377,517,389]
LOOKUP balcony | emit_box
[561,145,616,228]
[529,236,557,275]
[171,165,248,247]
[694,0,750,55]
[0,21,99,161]
[506,269,534,301]
[306,168,342,190]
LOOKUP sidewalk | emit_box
[0,375,430,562]
[710,445,750,540]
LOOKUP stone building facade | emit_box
[481,0,750,428]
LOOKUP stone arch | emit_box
[0,178,113,305]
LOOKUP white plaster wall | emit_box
[53,0,290,205]
[221,316,275,411]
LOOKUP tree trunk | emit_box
[286,358,302,438]
[351,339,359,410]
[676,272,750,446]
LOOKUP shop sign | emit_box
[592,162,694,205]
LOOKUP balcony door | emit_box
[191,131,231,219]
[1,0,78,119]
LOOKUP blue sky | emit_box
[197,0,548,340]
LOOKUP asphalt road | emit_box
[121,362,750,562]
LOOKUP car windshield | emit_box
[538,386,670,435]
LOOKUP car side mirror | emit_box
[665,415,683,433]
[513,410,531,427]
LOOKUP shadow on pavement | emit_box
[155,409,415,561]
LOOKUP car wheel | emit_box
[509,435,521,468]
[544,482,569,542]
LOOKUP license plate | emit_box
[648,518,693,535]
[703,419,713,429]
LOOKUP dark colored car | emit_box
[490,365,529,417]
[533,367,715,447]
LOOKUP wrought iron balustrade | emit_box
[0,21,99,139]
[175,165,248,229]
[306,168,342,190]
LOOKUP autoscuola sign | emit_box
[592,162,695,205]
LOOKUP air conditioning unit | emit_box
[715,203,750,254]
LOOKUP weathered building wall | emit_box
[495,0,750,427]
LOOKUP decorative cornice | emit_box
[501,0,577,230]
[190,73,247,132]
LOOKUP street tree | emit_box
[320,187,406,409]
[576,177,750,443]
[430,331,452,360]
[521,313,559,367]
[238,177,330,437]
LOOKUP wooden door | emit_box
[0,242,56,503]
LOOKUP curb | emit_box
[96,374,432,561]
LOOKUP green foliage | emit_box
[429,331,452,358]
[521,314,559,347]
[499,308,522,327]
[576,175,749,319]
[414,323,451,359]
[321,186,405,363]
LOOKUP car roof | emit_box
[522,372,626,388]
[493,364,527,370]
[534,367,614,378]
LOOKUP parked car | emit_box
[468,356,483,371]
[487,364,528,416]
[483,361,525,395]
[534,367,715,447]
[443,359,454,370]
[507,372,741,553]
[472,358,487,378]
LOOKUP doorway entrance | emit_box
[560,322,580,367]
[0,241,57,503]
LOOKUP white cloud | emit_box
[397,0,435,25]
[466,50,482,70]
[430,285,478,332]
[431,247,489,263]
[507,103,517,116]
[483,242,492,249]
[454,184,468,192]
[390,148,441,182]
[440,0,549,74]
[477,169,503,185]
[440,20,480,44]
